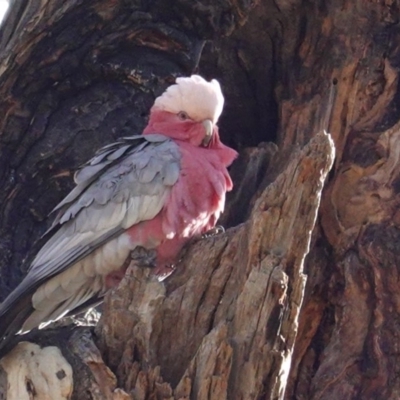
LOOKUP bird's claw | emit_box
[201,225,225,239]
[129,247,175,281]
[130,246,157,268]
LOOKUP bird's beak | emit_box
[201,119,214,147]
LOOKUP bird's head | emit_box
[144,75,226,149]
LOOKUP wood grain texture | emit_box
[2,0,400,399]
[272,1,400,399]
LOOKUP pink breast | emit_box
[126,142,232,271]
[161,142,230,240]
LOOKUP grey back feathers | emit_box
[30,133,180,279]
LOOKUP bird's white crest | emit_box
[154,75,224,124]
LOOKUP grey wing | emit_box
[30,133,180,278]
[0,134,181,322]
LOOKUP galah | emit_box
[0,75,237,352]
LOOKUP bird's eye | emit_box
[178,111,189,121]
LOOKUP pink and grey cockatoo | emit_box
[0,75,237,352]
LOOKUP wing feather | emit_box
[32,135,180,275]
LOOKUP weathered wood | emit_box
[276,1,400,399]
[0,342,73,400]
[2,0,400,399]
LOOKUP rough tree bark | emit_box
[0,0,398,399]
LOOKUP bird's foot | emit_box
[201,225,225,239]
[130,246,157,268]
[129,247,175,281]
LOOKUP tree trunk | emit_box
[0,0,398,399]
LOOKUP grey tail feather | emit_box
[0,292,35,358]
[0,292,105,358]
